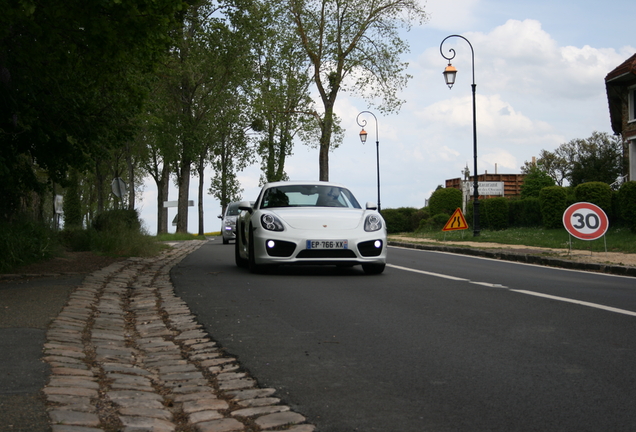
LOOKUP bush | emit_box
[92,209,142,232]
[0,219,60,272]
[539,186,568,229]
[509,198,542,227]
[382,207,430,233]
[574,182,612,218]
[481,197,509,230]
[618,181,636,232]
[428,188,462,216]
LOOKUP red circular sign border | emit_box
[562,202,609,240]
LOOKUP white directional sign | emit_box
[562,202,609,240]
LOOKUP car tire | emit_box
[223,237,229,245]
[235,230,248,268]
[248,226,266,274]
[362,263,385,275]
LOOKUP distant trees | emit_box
[524,132,625,188]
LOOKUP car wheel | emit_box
[235,230,248,268]
[248,226,266,274]
[223,237,229,245]
[362,263,385,275]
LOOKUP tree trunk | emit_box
[197,155,205,236]
[318,106,334,181]
[126,143,135,210]
[176,160,191,233]
[156,165,170,235]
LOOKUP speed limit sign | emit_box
[562,202,609,240]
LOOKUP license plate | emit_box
[306,240,348,249]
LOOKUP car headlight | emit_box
[261,213,284,231]
[364,214,382,232]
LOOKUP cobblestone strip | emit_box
[43,240,315,432]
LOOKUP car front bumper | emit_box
[251,227,387,266]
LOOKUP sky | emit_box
[136,0,636,235]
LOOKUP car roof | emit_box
[263,180,348,189]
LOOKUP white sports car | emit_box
[235,181,387,274]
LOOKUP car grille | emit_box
[296,249,357,259]
[265,240,296,257]
[357,240,383,257]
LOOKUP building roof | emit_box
[605,53,636,135]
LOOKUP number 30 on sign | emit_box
[562,202,609,241]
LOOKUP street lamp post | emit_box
[356,111,381,212]
[440,34,480,236]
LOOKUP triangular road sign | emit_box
[442,208,469,231]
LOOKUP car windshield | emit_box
[226,202,241,216]
[261,185,361,209]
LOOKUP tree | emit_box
[0,0,192,221]
[287,0,427,180]
[252,2,316,183]
[533,132,625,187]
[520,164,555,198]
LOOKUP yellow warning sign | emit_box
[442,208,468,231]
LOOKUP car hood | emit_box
[270,208,366,230]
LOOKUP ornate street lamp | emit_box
[440,34,480,236]
[356,111,381,212]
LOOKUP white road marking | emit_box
[510,290,636,317]
[386,263,636,317]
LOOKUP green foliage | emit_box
[428,188,462,217]
[534,131,624,187]
[539,186,568,229]
[63,170,83,228]
[618,181,636,232]
[481,197,509,230]
[0,219,59,273]
[92,209,142,233]
[1,0,193,221]
[382,207,429,233]
[574,182,612,217]
[417,213,451,231]
[520,165,554,198]
[508,198,542,227]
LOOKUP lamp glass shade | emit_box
[359,129,368,143]
[443,64,457,89]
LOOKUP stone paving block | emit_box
[195,418,245,432]
[44,386,98,398]
[119,415,175,432]
[231,405,289,418]
[218,378,256,391]
[173,391,217,403]
[284,426,316,432]
[46,349,86,359]
[119,406,173,421]
[189,409,224,424]
[51,367,94,377]
[254,412,306,429]
[45,394,93,407]
[182,398,229,414]
[236,397,280,408]
[48,377,99,389]
[228,388,277,401]
[107,390,164,401]
[51,426,105,432]
[48,410,100,427]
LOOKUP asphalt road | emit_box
[0,275,81,432]
[171,240,636,432]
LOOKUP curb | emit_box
[388,241,636,278]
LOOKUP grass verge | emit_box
[392,227,636,254]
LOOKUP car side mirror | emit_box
[238,201,253,214]
[217,215,223,219]
[366,202,378,210]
